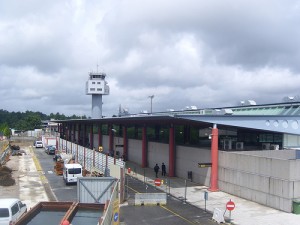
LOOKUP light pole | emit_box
[148,95,154,114]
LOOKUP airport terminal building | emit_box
[56,100,300,212]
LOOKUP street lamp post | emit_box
[148,95,154,114]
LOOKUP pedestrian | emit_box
[154,164,159,178]
[162,163,166,176]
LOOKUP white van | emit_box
[63,163,83,185]
[0,198,27,225]
[35,141,43,148]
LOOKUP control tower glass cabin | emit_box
[85,72,110,119]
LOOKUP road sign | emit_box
[226,200,235,211]
[198,163,212,168]
[114,212,119,222]
[154,179,161,186]
[113,199,120,225]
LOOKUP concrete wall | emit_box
[114,137,124,157]
[148,142,169,172]
[102,136,109,153]
[219,150,300,212]
[90,134,300,212]
[128,139,142,165]
[116,137,212,185]
[176,146,211,186]
[239,149,296,159]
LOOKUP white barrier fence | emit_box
[58,138,125,176]
[134,193,167,206]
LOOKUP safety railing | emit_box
[0,140,10,166]
[58,138,125,176]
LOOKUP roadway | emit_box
[121,176,218,225]
[34,147,219,225]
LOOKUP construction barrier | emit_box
[134,193,167,206]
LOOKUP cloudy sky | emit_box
[1,0,300,117]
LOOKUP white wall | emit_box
[148,142,169,172]
[102,136,109,153]
[219,150,300,212]
[128,139,142,165]
[176,146,211,185]
[114,137,124,157]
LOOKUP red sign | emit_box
[154,179,161,186]
[226,200,235,211]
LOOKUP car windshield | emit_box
[0,208,9,217]
[68,168,81,174]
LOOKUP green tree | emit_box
[0,123,11,137]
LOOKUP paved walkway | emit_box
[125,161,300,225]
[1,146,49,209]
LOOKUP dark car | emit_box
[46,145,56,155]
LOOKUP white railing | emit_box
[58,138,125,176]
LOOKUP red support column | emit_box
[76,144,79,161]
[209,124,219,192]
[77,124,81,145]
[142,126,147,168]
[169,125,175,177]
[83,125,86,147]
[123,126,128,161]
[90,125,93,149]
[56,136,59,151]
[93,148,95,167]
[66,124,70,141]
[109,125,113,156]
[98,124,102,148]
[84,147,86,169]
[73,124,76,142]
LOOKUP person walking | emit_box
[154,164,160,178]
[161,163,166,176]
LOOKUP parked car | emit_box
[46,145,56,155]
[35,141,43,148]
[0,198,27,225]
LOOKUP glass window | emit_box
[68,168,81,174]
[92,82,95,84]
[274,134,283,142]
[97,82,101,84]
[0,208,9,217]
[11,203,19,216]
[90,88,95,91]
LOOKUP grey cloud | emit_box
[1,0,300,117]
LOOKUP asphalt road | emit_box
[121,176,218,225]
[34,147,77,202]
[34,148,218,225]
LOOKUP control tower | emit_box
[85,72,110,119]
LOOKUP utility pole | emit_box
[148,95,154,114]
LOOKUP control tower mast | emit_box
[85,71,110,119]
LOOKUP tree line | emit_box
[0,109,87,135]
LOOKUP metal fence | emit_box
[0,140,10,166]
[58,138,125,176]
[100,180,119,225]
